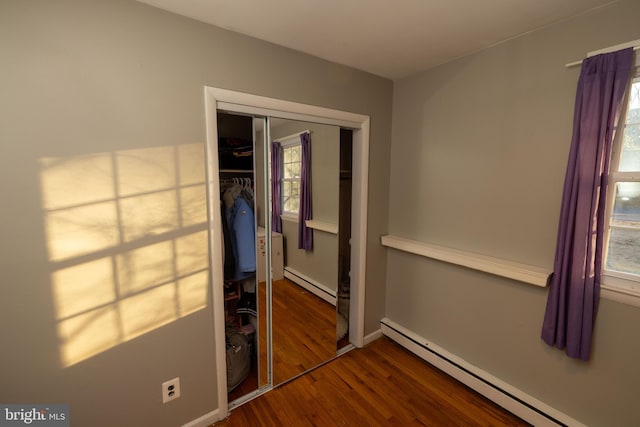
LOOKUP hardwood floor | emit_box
[228,278,338,401]
[270,278,337,385]
[216,337,530,427]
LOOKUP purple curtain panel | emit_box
[298,132,313,250]
[541,48,634,361]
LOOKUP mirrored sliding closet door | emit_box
[205,89,368,413]
[268,117,342,386]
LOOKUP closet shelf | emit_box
[220,169,254,174]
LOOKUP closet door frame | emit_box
[204,86,370,420]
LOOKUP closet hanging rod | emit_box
[220,177,252,182]
[565,44,639,68]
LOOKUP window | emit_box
[282,142,301,214]
[603,70,640,294]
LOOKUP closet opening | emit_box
[337,128,353,351]
[205,86,370,418]
[217,112,266,406]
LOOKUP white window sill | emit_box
[601,274,640,308]
[281,213,298,223]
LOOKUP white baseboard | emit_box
[380,318,584,427]
[182,408,223,427]
[284,268,337,305]
[363,328,383,346]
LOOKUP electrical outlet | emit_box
[162,377,181,403]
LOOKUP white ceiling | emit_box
[137,0,616,80]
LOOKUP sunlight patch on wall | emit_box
[40,143,211,367]
[117,241,175,295]
[119,190,178,242]
[40,152,118,262]
[176,230,209,275]
[116,146,177,196]
[180,185,207,226]
[53,257,116,319]
[45,202,119,261]
[57,306,121,369]
[120,284,177,341]
[179,270,210,316]
[40,154,115,210]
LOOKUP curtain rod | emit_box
[274,129,311,144]
[565,45,639,68]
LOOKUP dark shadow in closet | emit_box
[218,113,263,402]
[337,129,352,350]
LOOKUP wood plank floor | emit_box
[216,337,530,426]
[270,278,337,385]
[228,278,338,401]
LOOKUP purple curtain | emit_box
[271,141,282,233]
[541,48,633,361]
[298,132,313,250]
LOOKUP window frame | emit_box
[278,137,302,220]
[601,60,640,306]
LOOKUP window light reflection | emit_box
[40,143,210,367]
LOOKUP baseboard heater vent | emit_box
[284,267,337,305]
[380,318,584,427]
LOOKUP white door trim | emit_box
[204,86,369,420]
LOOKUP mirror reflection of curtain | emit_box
[298,132,313,250]
[271,141,282,233]
[269,120,339,387]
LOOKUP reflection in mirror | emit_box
[218,112,355,399]
[267,118,342,385]
[253,117,270,390]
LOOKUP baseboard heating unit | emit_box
[284,267,337,306]
[380,318,584,427]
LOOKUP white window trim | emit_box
[601,278,640,308]
[280,141,301,216]
[601,54,640,308]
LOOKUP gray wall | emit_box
[272,120,340,292]
[387,1,640,425]
[0,0,392,425]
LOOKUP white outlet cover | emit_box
[162,377,181,403]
